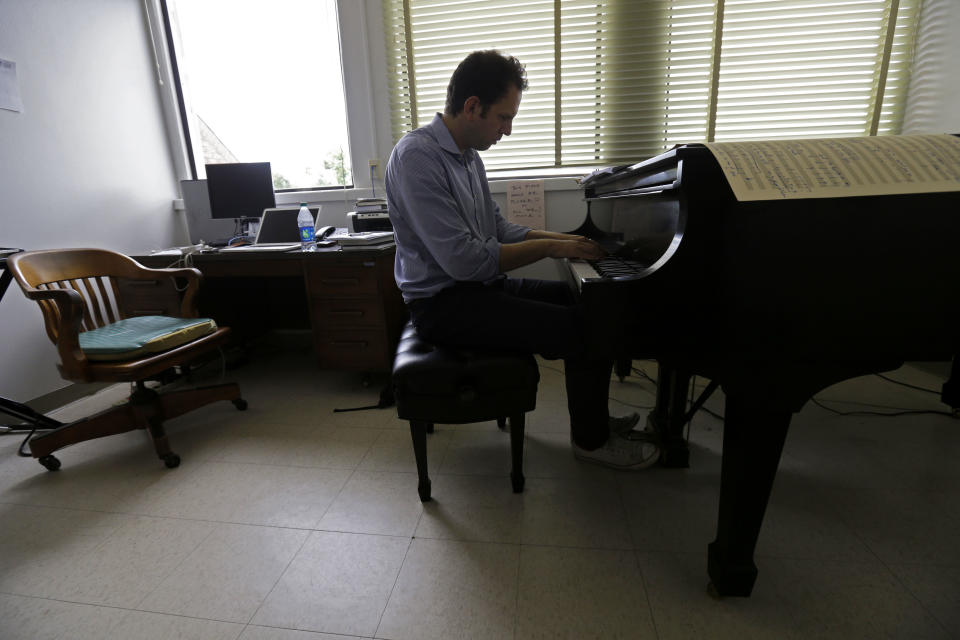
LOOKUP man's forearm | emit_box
[498,239,560,272]
[498,234,605,272]
[525,229,579,241]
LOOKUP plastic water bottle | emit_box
[297,202,316,251]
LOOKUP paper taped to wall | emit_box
[0,58,23,113]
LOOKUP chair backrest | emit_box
[8,248,152,344]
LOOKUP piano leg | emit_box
[646,363,691,468]
[707,394,791,597]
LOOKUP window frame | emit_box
[146,0,387,204]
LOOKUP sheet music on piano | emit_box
[704,133,960,201]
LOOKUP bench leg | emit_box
[510,413,525,493]
[409,420,432,501]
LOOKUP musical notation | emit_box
[705,134,960,201]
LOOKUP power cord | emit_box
[874,373,942,395]
[809,397,957,418]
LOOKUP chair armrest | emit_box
[22,286,87,366]
[128,266,204,318]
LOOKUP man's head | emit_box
[443,50,527,152]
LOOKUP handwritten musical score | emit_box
[506,180,545,229]
[704,134,960,201]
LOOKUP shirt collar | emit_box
[428,113,476,162]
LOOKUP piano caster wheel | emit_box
[162,453,181,469]
[39,455,61,471]
[233,398,248,411]
[497,417,508,431]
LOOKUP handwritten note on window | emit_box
[704,134,960,201]
[506,180,545,229]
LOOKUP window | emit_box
[383,0,920,172]
[162,0,353,189]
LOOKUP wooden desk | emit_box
[137,246,406,373]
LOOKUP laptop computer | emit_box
[220,206,320,252]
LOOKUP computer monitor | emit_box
[205,162,277,220]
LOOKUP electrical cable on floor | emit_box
[809,396,958,418]
[874,373,942,395]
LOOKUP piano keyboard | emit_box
[591,257,648,278]
[568,256,649,291]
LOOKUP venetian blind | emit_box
[383,0,920,171]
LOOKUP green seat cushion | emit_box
[79,316,217,361]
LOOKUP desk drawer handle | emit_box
[329,310,364,317]
[331,340,368,348]
[321,278,360,286]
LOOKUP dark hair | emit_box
[444,50,528,116]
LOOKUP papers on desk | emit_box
[332,231,395,246]
[219,243,302,252]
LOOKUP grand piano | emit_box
[562,134,960,596]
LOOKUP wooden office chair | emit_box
[7,248,246,471]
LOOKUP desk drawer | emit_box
[306,263,378,296]
[313,298,384,327]
[315,328,389,370]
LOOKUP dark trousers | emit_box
[407,277,612,449]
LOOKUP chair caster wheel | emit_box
[163,453,181,468]
[39,455,61,471]
[233,398,248,411]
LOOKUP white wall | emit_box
[0,0,182,400]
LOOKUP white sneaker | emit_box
[572,432,660,470]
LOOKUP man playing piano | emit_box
[384,50,659,470]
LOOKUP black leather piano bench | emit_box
[392,320,540,502]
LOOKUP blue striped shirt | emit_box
[385,113,531,302]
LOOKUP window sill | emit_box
[487,176,584,194]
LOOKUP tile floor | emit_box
[0,343,958,639]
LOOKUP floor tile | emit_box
[139,522,309,623]
[436,428,514,476]
[139,461,351,528]
[357,428,452,473]
[316,470,423,537]
[520,475,633,549]
[0,505,133,597]
[824,488,960,566]
[516,545,657,639]
[376,537,520,640]
[0,592,129,640]
[888,563,960,636]
[637,551,950,640]
[252,530,409,637]
[43,514,214,607]
[0,431,198,513]
[240,626,367,640]
[110,609,244,640]
[414,473,525,543]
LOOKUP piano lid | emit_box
[581,134,960,203]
